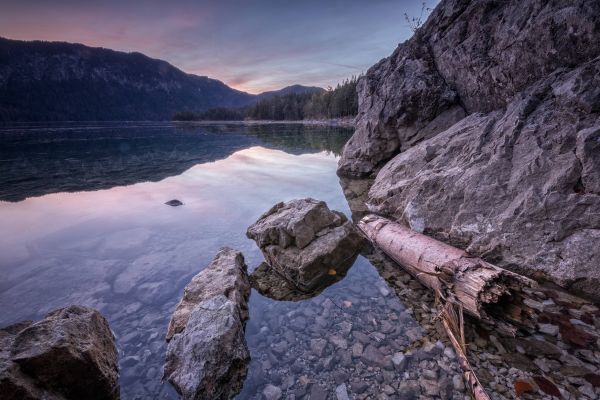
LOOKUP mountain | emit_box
[256,84,324,100]
[0,37,322,121]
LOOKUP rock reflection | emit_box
[249,255,357,302]
[239,257,445,399]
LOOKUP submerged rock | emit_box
[0,305,119,400]
[165,199,183,207]
[246,198,364,291]
[250,260,350,301]
[164,247,251,400]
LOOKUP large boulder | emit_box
[337,0,600,300]
[246,198,364,291]
[164,247,251,400]
[0,305,119,400]
[338,0,600,178]
[367,58,600,300]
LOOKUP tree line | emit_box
[173,76,360,121]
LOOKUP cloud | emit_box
[0,0,438,92]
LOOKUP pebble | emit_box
[538,323,559,336]
[263,384,282,400]
[310,384,328,400]
[335,383,350,400]
[453,374,465,391]
[350,380,369,394]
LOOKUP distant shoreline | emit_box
[172,118,356,128]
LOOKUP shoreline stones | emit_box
[246,198,364,291]
[164,247,251,400]
[0,305,119,400]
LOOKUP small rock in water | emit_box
[164,247,251,400]
[246,198,364,291]
[335,383,350,400]
[165,199,183,206]
[263,384,282,400]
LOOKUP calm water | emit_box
[0,123,430,399]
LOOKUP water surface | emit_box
[0,123,431,399]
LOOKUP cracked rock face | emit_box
[0,305,119,400]
[338,0,600,178]
[164,247,251,400]
[247,198,364,291]
[337,0,600,300]
[367,59,600,300]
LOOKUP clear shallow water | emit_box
[0,123,433,399]
[5,123,597,400]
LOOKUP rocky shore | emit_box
[0,305,119,400]
[337,0,600,301]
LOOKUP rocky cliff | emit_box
[338,0,600,300]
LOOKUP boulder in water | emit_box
[246,198,364,291]
[164,247,251,400]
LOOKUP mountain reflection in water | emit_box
[0,122,351,202]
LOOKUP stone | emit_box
[361,345,391,369]
[392,352,407,370]
[310,338,327,357]
[329,335,348,350]
[335,383,350,400]
[337,0,600,301]
[453,374,465,391]
[263,384,282,400]
[246,198,364,291]
[0,305,119,400]
[538,323,559,336]
[164,247,251,400]
[165,199,183,206]
[310,383,328,400]
[350,380,369,394]
[352,342,364,358]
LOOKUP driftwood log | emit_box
[357,214,536,333]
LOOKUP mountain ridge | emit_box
[0,37,322,121]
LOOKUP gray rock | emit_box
[263,384,282,400]
[350,380,369,394]
[392,352,407,370]
[165,199,183,206]
[164,247,251,400]
[246,198,364,291]
[337,0,600,300]
[538,323,559,336]
[310,338,327,357]
[335,383,350,400]
[361,345,391,369]
[453,375,465,392]
[310,384,328,400]
[0,305,119,400]
[338,0,600,178]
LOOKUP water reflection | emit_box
[0,137,355,399]
[0,124,479,400]
[0,122,351,202]
[249,253,357,302]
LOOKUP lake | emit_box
[1,123,598,400]
[0,123,431,399]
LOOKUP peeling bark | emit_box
[357,214,536,332]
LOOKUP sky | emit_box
[0,0,437,93]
